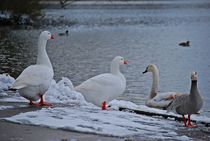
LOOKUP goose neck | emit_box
[36,37,52,69]
[149,69,159,99]
[111,61,120,75]
[190,80,198,97]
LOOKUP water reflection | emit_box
[0,28,37,77]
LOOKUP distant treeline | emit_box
[0,0,42,16]
[0,0,41,25]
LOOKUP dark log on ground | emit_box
[119,107,210,127]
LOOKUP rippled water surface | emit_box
[0,0,210,116]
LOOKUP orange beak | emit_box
[124,60,128,64]
[50,35,54,39]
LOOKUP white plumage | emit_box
[11,31,54,106]
[75,56,127,109]
[143,64,182,109]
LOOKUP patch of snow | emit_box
[0,95,26,102]
[0,76,90,106]
[6,106,183,139]
[61,77,75,91]
[0,105,14,110]
[0,74,15,91]
[45,77,89,106]
[18,14,34,25]
[0,92,8,97]
[175,136,191,141]
[0,11,11,19]
[108,99,139,110]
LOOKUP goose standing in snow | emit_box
[143,64,182,109]
[167,72,203,127]
[11,31,54,106]
[75,56,128,110]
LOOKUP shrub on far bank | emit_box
[0,0,42,25]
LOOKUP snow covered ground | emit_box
[0,105,14,110]
[0,74,15,92]
[0,74,209,140]
[6,106,191,140]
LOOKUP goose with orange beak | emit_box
[75,56,128,110]
[11,31,54,106]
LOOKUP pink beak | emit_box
[124,60,128,64]
[50,35,54,39]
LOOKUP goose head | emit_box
[40,31,54,41]
[111,56,128,74]
[142,64,157,74]
[191,71,197,81]
[112,56,128,65]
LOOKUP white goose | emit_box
[143,64,182,109]
[11,31,54,106]
[75,56,128,110]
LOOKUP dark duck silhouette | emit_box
[179,40,190,47]
[58,30,69,36]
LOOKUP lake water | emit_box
[0,0,210,116]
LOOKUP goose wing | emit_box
[167,94,188,112]
[12,65,53,89]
